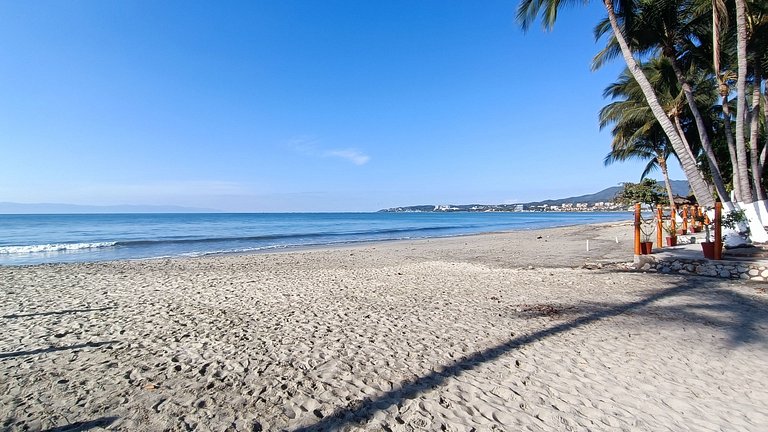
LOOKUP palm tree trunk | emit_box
[733,0,768,242]
[712,0,738,202]
[672,115,697,168]
[750,69,766,201]
[735,0,753,203]
[667,55,731,204]
[658,155,676,207]
[762,85,768,172]
[721,93,742,201]
[602,0,714,208]
[713,4,721,77]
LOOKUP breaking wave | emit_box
[0,242,118,255]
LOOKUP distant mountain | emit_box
[0,202,218,214]
[379,180,690,212]
[670,180,691,195]
[525,180,690,207]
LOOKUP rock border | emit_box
[632,255,768,282]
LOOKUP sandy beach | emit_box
[2,221,768,431]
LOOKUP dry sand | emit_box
[2,221,768,431]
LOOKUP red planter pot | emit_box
[640,242,654,254]
[701,242,723,259]
[665,237,677,247]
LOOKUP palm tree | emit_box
[746,1,768,194]
[603,122,679,206]
[704,0,768,204]
[734,0,752,202]
[591,0,732,205]
[745,0,768,201]
[600,58,698,206]
[517,0,717,208]
[707,0,747,201]
[748,70,764,200]
[711,0,768,204]
[709,0,739,196]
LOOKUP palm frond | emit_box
[640,158,661,178]
[515,0,590,31]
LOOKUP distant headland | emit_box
[379,180,690,213]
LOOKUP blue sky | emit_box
[0,1,683,212]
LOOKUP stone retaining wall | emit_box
[633,255,768,282]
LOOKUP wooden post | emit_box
[694,205,700,229]
[634,203,641,255]
[670,204,676,239]
[682,205,688,232]
[714,202,722,260]
[656,205,663,248]
[698,205,705,227]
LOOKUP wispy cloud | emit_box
[286,137,370,166]
[285,137,321,157]
[323,149,370,165]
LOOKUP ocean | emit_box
[0,212,630,266]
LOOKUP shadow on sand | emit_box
[40,416,119,432]
[0,341,117,360]
[293,275,768,431]
[2,307,115,319]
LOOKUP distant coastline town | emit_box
[380,201,627,213]
[380,180,691,213]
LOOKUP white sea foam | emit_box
[0,242,118,254]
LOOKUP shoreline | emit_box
[2,220,767,431]
[2,219,635,269]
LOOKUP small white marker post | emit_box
[586,240,590,251]
[615,236,619,243]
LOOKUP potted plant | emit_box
[700,209,747,259]
[614,180,663,255]
[688,216,706,234]
[663,221,677,246]
[639,219,655,254]
[697,214,717,258]
[718,209,749,252]
[700,235,717,259]
[689,214,702,233]
[690,215,703,233]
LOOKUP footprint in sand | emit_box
[438,396,451,409]
[406,411,432,429]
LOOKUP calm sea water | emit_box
[0,212,630,266]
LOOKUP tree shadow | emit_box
[40,416,119,432]
[632,285,767,346]
[0,341,117,360]
[541,278,768,346]
[293,276,767,431]
[2,307,115,319]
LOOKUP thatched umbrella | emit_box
[673,195,693,206]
